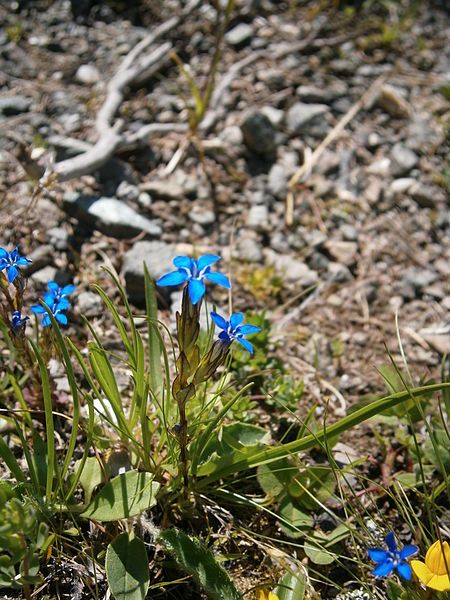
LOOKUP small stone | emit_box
[267,164,288,199]
[340,224,358,241]
[367,158,391,176]
[241,110,277,157]
[265,250,318,286]
[46,227,69,251]
[390,143,419,176]
[140,179,184,200]
[402,267,438,290]
[296,85,340,103]
[75,64,101,85]
[260,105,284,127]
[122,241,176,305]
[390,178,415,195]
[419,324,450,355]
[377,84,412,118]
[116,181,140,202]
[219,125,243,146]
[63,193,162,239]
[324,240,358,266]
[409,182,437,208]
[237,237,263,262]
[0,95,32,116]
[24,245,53,275]
[327,261,353,282]
[225,23,253,47]
[77,291,103,317]
[30,265,57,286]
[247,205,269,231]
[286,102,328,134]
[138,192,152,207]
[189,208,215,226]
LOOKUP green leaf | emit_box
[287,466,336,510]
[304,541,337,565]
[158,528,241,600]
[106,532,149,600]
[81,471,159,521]
[277,497,313,538]
[76,456,107,505]
[257,459,297,499]
[275,570,306,600]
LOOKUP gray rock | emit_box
[24,244,53,275]
[377,84,412,119]
[260,106,284,127]
[340,224,358,242]
[241,110,277,157]
[267,164,288,199]
[247,205,269,231]
[116,181,140,202]
[75,64,101,85]
[389,178,416,195]
[295,84,347,103]
[402,267,438,290]
[219,125,243,146]
[409,182,437,208]
[0,95,32,116]
[286,102,328,134]
[46,227,69,251]
[390,143,419,176]
[237,236,263,262]
[77,291,103,317]
[122,240,176,305]
[63,193,161,239]
[265,250,318,286]
[140,179,184,200]
[327,261,353,282]
[30,265,57,286]
[324,240,358,265]
[225,23,253,47]
[189,208,215,226]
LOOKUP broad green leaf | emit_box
[275,571,306,600]
[304,541,337,565]
[277,497,313,538]
[158,528,241,600]
[197,423,270,477]
[81,471,159,521]
[106,532,149,600]
[287,466,336,510]
[257,459,297,499]
[76,456,107,504]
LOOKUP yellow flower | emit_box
[411,540,450,592]
[258,591,279,600]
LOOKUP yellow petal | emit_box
[258,592,267,600]
[411,560,434,585]
[425,541,450,576]
[268,594,280,600]
[426,573,450,592]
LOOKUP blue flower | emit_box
[0,247,32,283]
[31,303,69,327]
[43,281,76,311]
[11,310,29,333]
[210,311,261,354]
[368,532,418,580]
[156,255,231,305]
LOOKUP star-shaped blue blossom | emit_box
[0,247,32,283]
[368,532,418,580]
[156,255,231,305]
[11,310,29,333]
[210,311,261,354]
[31,281,75,327]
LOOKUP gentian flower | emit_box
[368,532,418,580]
[43,281,76,311]
[31,303,69,327]
[11,310,29,333]
[210,311,261,354]
[0,247,32,283]
[156,255,231,305]
[411,540,450,591]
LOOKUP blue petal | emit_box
[372,559,394,577]
[17,257,31,266]
[197,254,221,271]
[399,545,418,560]
[10,248,19,260]
[188,279,205,305]
[173,256,192,270]
[43,291,57,305]
[47,281,60,292]
[219,330,231,342]
[0,248,8,259]
[236,337,254,354]
[237,324,261,335]
[55,299,70,311]
[42,314,51,327]
[156,270,189,287]
[368,549,390,563]
[0,259,7,268]
[7,265,18,283]
[203,271,231,289]
[61,284,76,296]
[230,312,244,329]
[31,305,46,314]
[210,311,229,330]
[385,532,397,554]
[396,562,412,581]
[56,313,68,325]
